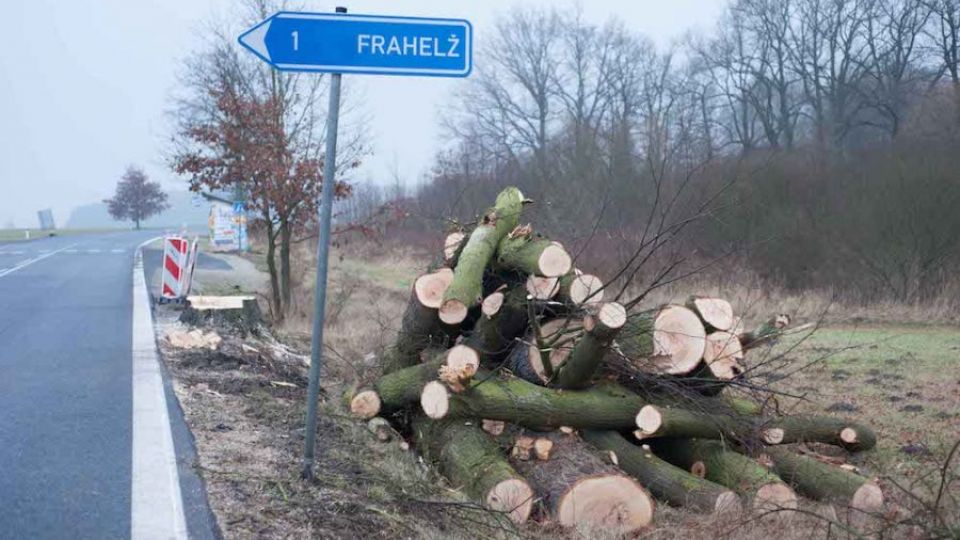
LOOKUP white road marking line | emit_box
[0,244,78,278]
[131,237,187,540]
[111,248,125,254]
[87,249,101,254]
[64,249,79,254]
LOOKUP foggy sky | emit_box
[0,1,725,228]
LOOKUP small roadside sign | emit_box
[238,12,472,77]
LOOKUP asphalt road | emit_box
[0,231,215,539]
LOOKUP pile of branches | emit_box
[349,187,883,533]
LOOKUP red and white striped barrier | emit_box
[161,236,188,300]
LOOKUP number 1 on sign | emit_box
[292,31,299,51]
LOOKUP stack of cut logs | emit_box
[349,187,883,533]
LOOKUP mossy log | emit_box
[616,305,706,376]
[553,303,627,389]
[351,345,478,419]
[440,187,526,325]
[510,430,654,533]
[651,439,798,512]
[685,296,735,332]
[762,446,883,513]
[582,431,742,516]
[496,226,572,277]
[381,268,455,374]
[761,415,877,452]
[412,416,534,524]
[420,375,647,430]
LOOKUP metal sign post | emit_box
[238,6,472,480]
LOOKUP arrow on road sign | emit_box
[238,12,472,77]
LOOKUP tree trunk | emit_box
[651,439,798,512]
[411,416,534,525]
[582,431,742,516]
[504,318,579,385]
[553,303,627,389]
[617,305,706,376]
[760,415,877,452]
[496,228,572,277]
[510,430,654,533]
[420,376,646,430]
[381,268,455,374]
[264,216,282,318]
[279,217,292,313]
[440,187,526,325]
[761,446,883,513]
[557,271,604,307]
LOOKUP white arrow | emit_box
[239,19,272,61]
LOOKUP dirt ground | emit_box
[154,246,959,539]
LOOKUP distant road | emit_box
[0,231,214,539]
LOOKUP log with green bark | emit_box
[440,187,526,325]
[381,268,455,374]
[634,404,748,441]
[496,225,572,277]
[420,375,647,430]
[504,318,579,385]
[351,345,478,419]
[552,303,627,389]
[651,439,798,512]
[582,430,742,516]
[762,446,883,513]
[463,287,529,366]
[411,416,534,524]
[510,430,654,533]
[761,415,877,452]
[739,314,791,351]
[616,305,706,376]
[685,296,736,332]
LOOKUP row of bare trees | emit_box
[415,1,960,305]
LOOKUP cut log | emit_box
[482,419,506,436]
[440,187,526,325]
[525,274,560,300]
[762,446,883,513]
[582,431,742,516]
[443,231,467,266]
[685,296,735,332]
[558,270,604,307]
[505,318,579,385]
[381,268,455,374]
[511,431,654,533]
[351,346,476,419]
[497,226,572,277]
[616,305,706,376]
[421,376,647,431]
[634,404,745,441]
[651,439,798,512]
[464,287,529,365]
[412,416,534,524]
[761,415,877,452]
[553,303,627,389]
[739,314,791,351]
[437,344,481,393]
[702,331,745,380]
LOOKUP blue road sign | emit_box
[238,12,472,77]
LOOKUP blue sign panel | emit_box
[238,12,472,77]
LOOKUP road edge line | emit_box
[131,237,188,540]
